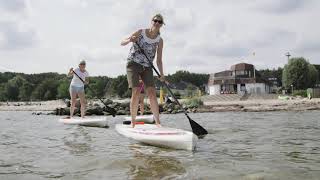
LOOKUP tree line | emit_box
[0,71,209,101]
[1,58,318,101]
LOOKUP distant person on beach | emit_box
[121,13,165,128]
[67,60,89,118]
[138,78,145,115]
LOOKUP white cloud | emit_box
[0,0,319,76]
[0,21,37,50]
[251,0,307,14]
[0,0,27,12]
[0,65,14,72]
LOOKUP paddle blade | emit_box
[123,121,131,125]
[187,116,208,138]
[122,121,144,125]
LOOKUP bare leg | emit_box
[78,92,86,118]
[139,94,145,115]
[130,87,141,128]
[146,87,161,127]
[70,91,77,118]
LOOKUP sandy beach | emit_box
[0,100,66,111]
[200,98,320,112]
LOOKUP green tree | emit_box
[19,81,34,101]
[166,70,209,87]
[106,75,129,98]
[282,57,310,90]
[0,84,6,101]
[186,84,196,97]
[5,81,20,101]
[86,77,111,98]
[5,76,26,101]
[31,79,58,100]
[57,79,70,99]
[0,72,16,84]
[314,65,320,84]
[158,70,209,94]
[259,67,283,86]
[308,64,319,88]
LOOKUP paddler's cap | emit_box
[79,59,86,65]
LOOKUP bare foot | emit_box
[156,123,162,127]
[131,121,136,128]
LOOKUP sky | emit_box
[0,0,319,77]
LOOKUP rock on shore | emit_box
[53,98,196,116]
[1,98,320,115]
[53,98,320,116]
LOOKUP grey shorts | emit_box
[69,85,84,94]
[126,61,154,88]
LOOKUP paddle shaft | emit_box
[134,43,208,137]
[72,70,116,117]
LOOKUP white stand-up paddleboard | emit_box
[124,115,155,123]
[59,117,108,127]
[115,124,198,151]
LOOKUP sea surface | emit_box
[0,111,319,180]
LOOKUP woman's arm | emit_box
[67,68,74,77]
[120,29,142,46]
[156,38,165,81]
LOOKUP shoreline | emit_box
[0,100,66,111]
[199,98,320,112]
[1,98,320,113]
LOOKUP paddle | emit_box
[72,70,117,117]
[134,43,208,137]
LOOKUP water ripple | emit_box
[0,111,319,179]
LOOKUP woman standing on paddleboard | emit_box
[121,14,165,128]
[67,60,89,119]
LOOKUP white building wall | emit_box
[245,83,268,94]
[209,85,220,95]
[209,83,270,95]
[237,84,241,94]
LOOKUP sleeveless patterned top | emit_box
[127,29,161,67]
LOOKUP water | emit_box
[0,111,319,180]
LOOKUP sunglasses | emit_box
[80,64,86,65]
[153,19,163,24]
